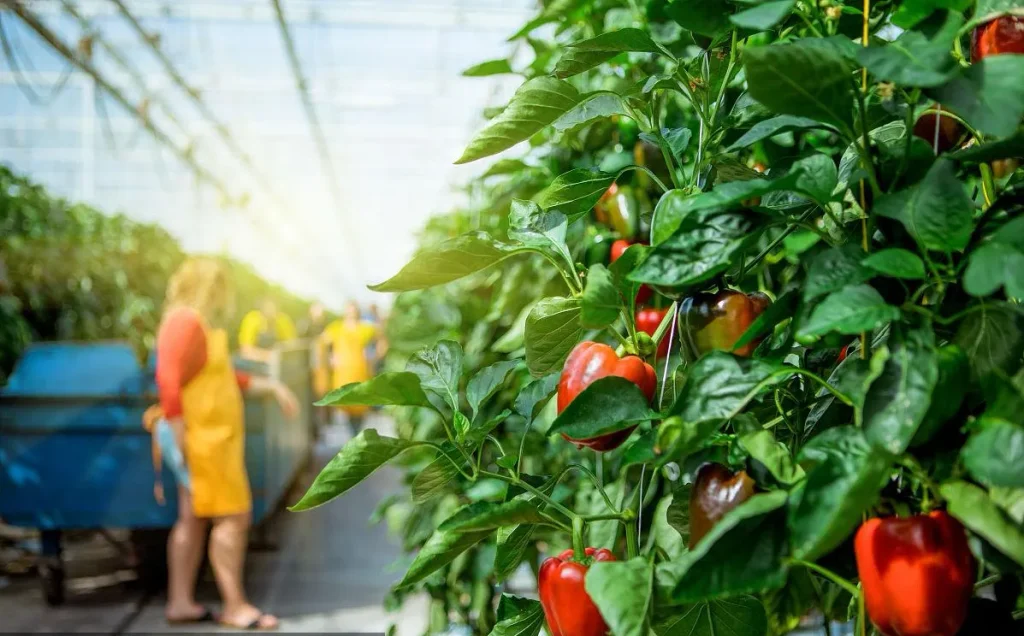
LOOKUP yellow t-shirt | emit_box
[238,310,297,348]
[321,319,377,387]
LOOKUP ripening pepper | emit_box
[912,104,965,154]
[610,239,653,304]
[594,184,639,239]
[972,15,1024,61]
[557,341,657,451]
[682,290,771,357]
[636,306,672,358]
[689,463,756,548]
[854,511,975,636]
[539,547,615,636]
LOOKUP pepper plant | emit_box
[293,1,1024,634]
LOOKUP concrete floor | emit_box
[0,416,428,634]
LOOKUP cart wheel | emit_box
[130,529,169,593]
[38,558,65,606]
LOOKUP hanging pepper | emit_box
[912,104,965,154]
[688,463,756,548]
[854,511,975,636]
[539,547,615,636]
[972,15,1024,61]
[557,341,657,451]
[611,240,653,304]
[594,184,639,239]
[636,307,672,358]
[682,290,771,358]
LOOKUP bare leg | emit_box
[166,487,209,621]
[209,512,278,629]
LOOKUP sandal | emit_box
[219,614,278,631]
[167,607,217,625]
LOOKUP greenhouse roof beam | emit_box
[269,0,364,270]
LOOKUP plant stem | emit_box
[980,162,996,208]
[788,559,862,599]
[634,164,670,193]
[974,574,1001,590]
[572,515,586,561]
[479,470,577,521]
[583,512,627,522]
[570,463,619,512]
[625,513,639,559]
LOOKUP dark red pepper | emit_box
[539,547,615,636]
[689,463,756,548]
[855,511,975,636]
[557,341,656,451]
[610,240,653,304]
[912,104,965,154]
[636,306,671,358]
[682,290,771,358]
[838,343,851,363]
[972,15,1024,61]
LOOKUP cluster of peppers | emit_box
[536,17,1024,635]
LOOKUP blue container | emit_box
[0,341,313,602]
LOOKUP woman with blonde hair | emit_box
[155,257,297,630]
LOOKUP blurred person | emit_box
[237,297,297,363]
[156,258,298,630]
[364,302,389,372]
[299,302,331,430]
[297,301,328,339]
[319,301,377,431]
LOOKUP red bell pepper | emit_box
[610,239,652,304]
[689,463,756,548]
[837,343,851,363]
[557,341,656,451]
[972,15,1024,61]
[912,104,965,154]
[682,290,771,357]
[636,306,672,358]
[855,511,975,636]
[539,547,615,636]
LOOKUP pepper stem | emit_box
[572,515,586,562]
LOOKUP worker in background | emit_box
[364,302,389,374]
[155,258,298,630]
[299,302,331,431]
[320,301,378,432]
[237,297,297,363]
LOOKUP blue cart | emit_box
[0,341,312,604]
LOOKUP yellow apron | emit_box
[323,320,376,416]
[180,324,251,518]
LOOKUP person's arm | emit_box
[238,311,273,363]
[155,309,207,449]
[244,374,299,420]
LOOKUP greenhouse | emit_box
[1,0,1024,635]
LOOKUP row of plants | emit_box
[0,165,314,382]
[294,0,1024,634]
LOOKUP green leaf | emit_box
[462,58,514,77]
[803,243,872,301]
[862,248,927,280]
[481,158,531,179]
[666,0,734,38]
[412,447,465,503]
[798,284,901,339]
[927,54,1024,138]
[315,372,434,409]
[629,208,760,290]
[370,232,524,292]
[743,39,855,131]
[669,352,791,425]
[730,0,795,30]
[964,217,1024,299]
[580,264,622,328]
[397,527,492,588]
[862,323,940,454]
[568,28,663,53]
[466,408,513,445]
[548,376,657,439]
[509,200,573,266]
[732,290,799,352]
[525,297,582,376]
[971,0,1024,27]
[893,0,972,29]
[954,304,1024,384]
[941,480,1024,567]
[490,595,544,636]
[438,498,554,533]
[534,169,616,220]
[587,558,654,636]
[739,430,805,485]
[653,597,768,636]
[290,429,416,511]
[650,189,694,246]
[791,154,838,206]
[514,372,559,421]
[408,340,463,411]
[952,130,1024,163]
[456,77,580,164]
[804,354,875,436]
[673,491,790,602]
[990,487,1024,525]
[962,418,1024,488]
[727,115,830,152]
[494,525,537,582]
[874,159,973,253]
[552,92,629,133]
[467,360,521,418]
[788,427,891,560]
[554,49,621,79]
[856,11,962,88]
